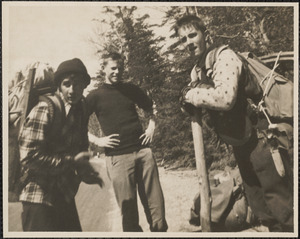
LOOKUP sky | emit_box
[3,2,171,80]
[5,4,99,78]
[3,1,297,80]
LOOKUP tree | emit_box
[88,6,294,170]
[159,6,294,169]
[88,6,169,163]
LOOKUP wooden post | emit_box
[191,109,211,232]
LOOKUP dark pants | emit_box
[233,131,293,232]
[21,198,81,231]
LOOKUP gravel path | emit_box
[76,158,201,232]
[7,157,269,234]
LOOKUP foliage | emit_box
[158,6,294,170]
[167,6,293,55]
[89,6,294,170]
[88,113,105,155]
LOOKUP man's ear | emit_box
[205,31,213,45]
[204,30,209,42]
[56,78,62,92]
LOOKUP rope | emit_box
[257,52,286,178]
[260,106,272,125]
[8,79,27,94]
[262,51,282,98]
[257,51,282,125]
[259,63,279,86]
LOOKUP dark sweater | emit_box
[86,82,153,156]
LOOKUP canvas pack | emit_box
[8,62,59,202]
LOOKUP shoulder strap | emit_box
[80,96,89,128]
[39,93,65,139]
[81,97,88,119]
[205,45,229,75]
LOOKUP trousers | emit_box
[21,199,81,231]
[233,131,293,232]
[106,147,168,232]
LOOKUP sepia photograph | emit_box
[2,1,298,238]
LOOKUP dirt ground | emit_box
[7,157,269,234]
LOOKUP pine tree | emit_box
[88,6,294,169]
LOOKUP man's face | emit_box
[103,59,123,85]
[60,74,85,105]
[178,24,206,57]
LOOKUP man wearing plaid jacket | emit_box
[18,58,100,231]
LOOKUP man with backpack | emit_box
[174,15,293,232]
[18,58,101,231]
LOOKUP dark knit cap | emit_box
[54,58,91,86]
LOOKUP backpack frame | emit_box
[8,66,63,202]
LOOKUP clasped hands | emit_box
[179,80,201,116]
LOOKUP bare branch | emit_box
[185,7,189,15]
[194,6,199,16]
[260,17,270,44]
[215,33,239,39]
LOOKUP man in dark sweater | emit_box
[86,52,168,232]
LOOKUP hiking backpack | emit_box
[8,62,64,202]
[204,45,294,123]
[189,167,257,232]
[203,46,294,177]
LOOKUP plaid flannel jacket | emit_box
[19,96,88,206]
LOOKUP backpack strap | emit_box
[205,45,229,78]
[190,45,229,83]
[39,93,65,140]
[80,97,88,126]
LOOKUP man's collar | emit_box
[103,82,122,88]
[59,92,72,115]
[195,44,216,69]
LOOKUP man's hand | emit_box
[180,81,211,116]
[97,134,120,148]
[181,85,193,101]
[140,128,154,145]
[180,101,196,116]
[74,151,92,164]
[79,170,104,188]
[180,86,196,116]
[140,119,155,145]
[74,152,104,187]
[180,80,202,103]
[89,132,120,148]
